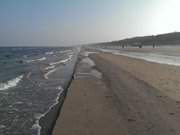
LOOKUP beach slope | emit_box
[53,52,180,135]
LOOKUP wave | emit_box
[32,86,64,135]
[50,55,73,66]
[0,75,24,91]
[37,57,46,61]
[44,55,73,80]
[26,57,46,63]
[45,51,54,55]
[44,55,73,79]
[44,65,55,70]
[44,68,58,80]
[82,51,97,57]
[59,49,72,54]
[81,57,95,67]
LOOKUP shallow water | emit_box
[0,47,79,135]
[99,46,180,66]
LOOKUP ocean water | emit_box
[98,46,180,66]
[0,47,79,135]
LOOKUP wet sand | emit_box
[94,53,180,101]
[53,52,180,135]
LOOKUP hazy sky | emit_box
[0,0,180,46]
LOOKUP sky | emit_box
[0,0,180,46]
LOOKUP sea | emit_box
[0,47,79,135]
[98,45,180,66]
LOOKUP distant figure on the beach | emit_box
[153,43,155,48]
[122,44,125,48]
[139,45,142,48]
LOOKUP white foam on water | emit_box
[44,54,73,80]
[77,56,103,79]
[37,57,46,61]
[91,69,102,79]
[99,48,117,53]
[45,65,55,70]
[0,75,24,91]
[44,68,58,80]
[49,55,73,66]
[26,57,46,63]
[32,86,64,135]
[81,57,95,67]
[31,121,41,135]
[0,125,6,129]
[59,49,72,54]
[45,51,54,55]
[76,70,102,79]
[82,51,97,57]
[57,86,63,90]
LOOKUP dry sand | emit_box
[53,52,180,135]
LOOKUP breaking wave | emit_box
[32,86,64,135]
[45,51,54,55]
[26,57,46,63]
[49,55,73,66]
[0,75,24,91]
[44,68,58,80]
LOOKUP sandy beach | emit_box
[53,50,180,135]
[93,52,180,101]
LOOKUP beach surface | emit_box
[53,51,180,135]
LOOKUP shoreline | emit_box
[0,47,79,135]
[98,47,180,66]
[93,53,180,101]
[38,53,79,135]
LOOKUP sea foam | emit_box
[0,75,24,91]
[32,86,64,135]
[26,57,46,63]
[44,68,58,80]
[45,51,54,55]
[49,55,73,66]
